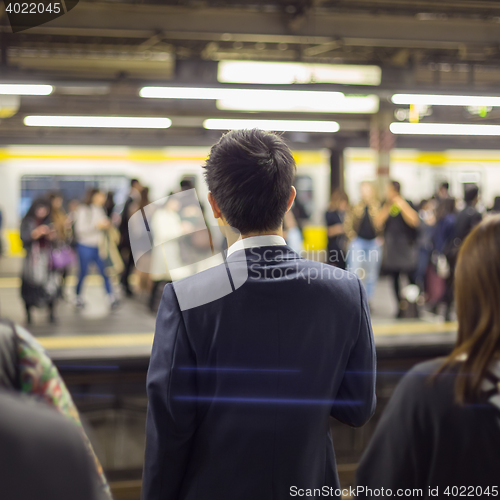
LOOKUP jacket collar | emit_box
[226,234,286,257]
[226,244,300,263]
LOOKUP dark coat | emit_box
[356,358,500,497]
[0,390,100,500]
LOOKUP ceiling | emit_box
[2,0,500,148]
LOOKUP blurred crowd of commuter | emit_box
[16,173,500,324]
[20,189,121,324]
[325,180,498,320]
[0,319,111,499]
[18,178,217,324]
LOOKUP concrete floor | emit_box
[0,255,456,499]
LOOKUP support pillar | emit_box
[329,146,344,195]
[370,109,395,196]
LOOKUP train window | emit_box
[458,172,481,197]
[20,174,129,217]
[180,175,197,191]
[294,175,313,221]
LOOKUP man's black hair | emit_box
[390,180,401,193]
[130,178,140,188]
[464,184,479,204]
[204,129,296,234]
[440,181,450,191]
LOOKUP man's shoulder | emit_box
[164,255,361,312]
[296,257,359,285]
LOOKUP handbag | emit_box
[51,245,75,269]
[436,253,450,279]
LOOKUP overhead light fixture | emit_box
[140,86,378,113]
[203,119,339,133]
[389,122,500,136]
[140,86,344,101]
[0,84,53,96]
[218,61,382,86]
[392,94,500,107]
[24,116,172,128]
[217,94,379,113]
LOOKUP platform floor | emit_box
[0,256,457,359]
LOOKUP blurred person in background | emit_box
[0,319,111,499]
[136,186,152,296]
[436,181,450,202]
[177,179,213,275]
[20,199,58,324]
[48,192,67,243]
[74,188,118,310]
[415,198,436,295]
[356,215,500,494]
[325,189,349,269]
[344,181,383,305]
[148,195,185,313]
[378,180,420,318]
[104,191,115,218]
[119,178,143,297]
[429,198,458,321]
[455,184,482,245]
[49,192,74,300]
[488,196,500,214]
[67,198,81,247]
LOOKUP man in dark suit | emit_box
[0,390,100,500]
[143,129,376,500]
[119,178,143,296]
[456,184,482,244]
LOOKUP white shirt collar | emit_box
[227,234,287,257]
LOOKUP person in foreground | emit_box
[143,129,376,500]
[0,319,112,499]
[0,390,100,500]
[356,215,500,497]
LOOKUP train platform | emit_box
[0,255,457,362]
[0,255,458,498]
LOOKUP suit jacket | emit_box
[0,391,99,500]
[143,245,376,500]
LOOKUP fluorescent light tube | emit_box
[24,116,172,128]
[140,86,344,101]
[217,94,379,113]
[389,122,500,135]
[0,84,53,95]
[218,61,382,86]
[392,94,500,107]
[203,119,339,133]
[140,86,378,113]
